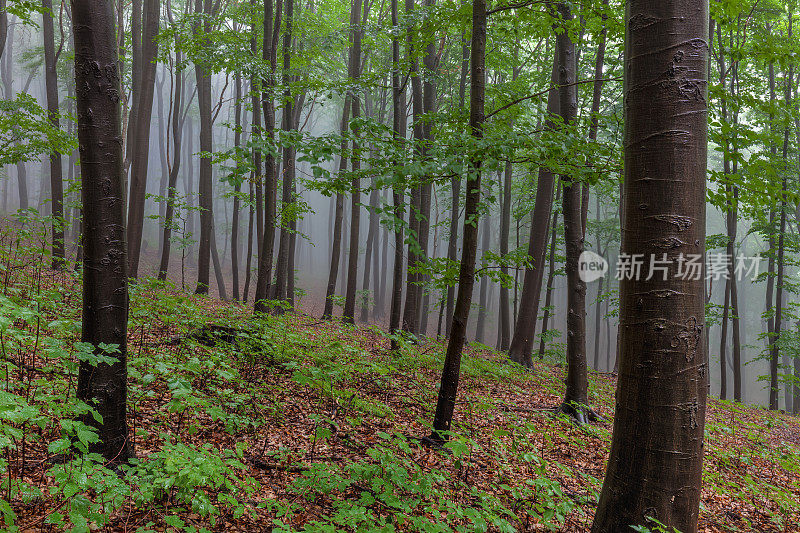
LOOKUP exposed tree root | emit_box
[556,402,602,425]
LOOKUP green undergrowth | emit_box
[0,241,796,531]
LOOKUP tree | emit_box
[73,0,131,463]
[507,52,558,368]
[592,0,708,530]
[42,0,65,268]
[253,0,281,312]
[126,0,159,279]
[193,0,214,294]
[158,0,187,281]
[388,0,406,341]
[556,2,594,423]
[429,0,485,443]
[342,0,366,323]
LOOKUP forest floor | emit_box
[4,263,800,532]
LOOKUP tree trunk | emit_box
[766,61,778,410]
[193,0,213,294]
[126,0,159,278]
[253,0,280,311]
[342,0,365,324]
[507,50,559,367]
[42,0,66,268]
[158,42,185,280]
[475,206,491,344]
[445,38,469,337]
[322,96,352,319]
[592,1,708,530]
[719,279,730,399]
[0,22,28,212]
[243,178,255,301]
[231,72,242,300]
[556,2,591,422]
[388,0,405,339]
[538,185,560,360]
[401,0,424,335]
[497,157,512,350]
[429,0,485,442]
[360,183,380,322]
[275,0,297,308]
[73,0,131,463]
[0,0,7,63]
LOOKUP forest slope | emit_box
[3,264,800,532]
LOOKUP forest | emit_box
[0,0,799,530]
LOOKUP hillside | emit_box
[0,264,796,533]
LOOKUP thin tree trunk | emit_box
[0,21,28,211]
[273,0,297,307]
[158,38,184,280]
[42,0,66,268]
[557,2,591,421]
[243,177,255,301]
[193,0,213,294]
[771,58,791,411]
[413,0,438,332]
[538,185,560,360]
[445,35,470,337]
[498,158,512,350]
[430,0,485,441]
[719,277,730,399]
[592,0,708,529]
[388,0,405,339]
[401,0,424,334]
[342,0,365,324]
[231,72,242,300]
[322,95,352,319]
[0,0,7,62]
[766,60,778,410]
[126,0,159,278]
[475,206,491,344]
[360,182,380,322]
[73,0,131,463]
[508,49,559,367]
[253,0,280,311]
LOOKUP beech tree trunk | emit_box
[193,0,214,294]
[231,72,242,299]
[556,2,591,422]
[475,207,491,344]
[253,0,280,311]
[445,36,469,337]
[766,61,778,410]
[401,0,424,334]
[42,0,65,268]
[0,22,28,211]
[497,159,512,350]
[0,0,7,63]
[126,0,159,278]
[538,185,560,360]
[342,0,365,324]
[73,0,131,463]
[430,0,485,441]
[243,178,255,301]
[360,182,380,322]
[388,0,405,339]
[157,29,185,280]
[507,51,559,367]
[592,1,708,530]
[274,0,297,307]
[322,97,352,319]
